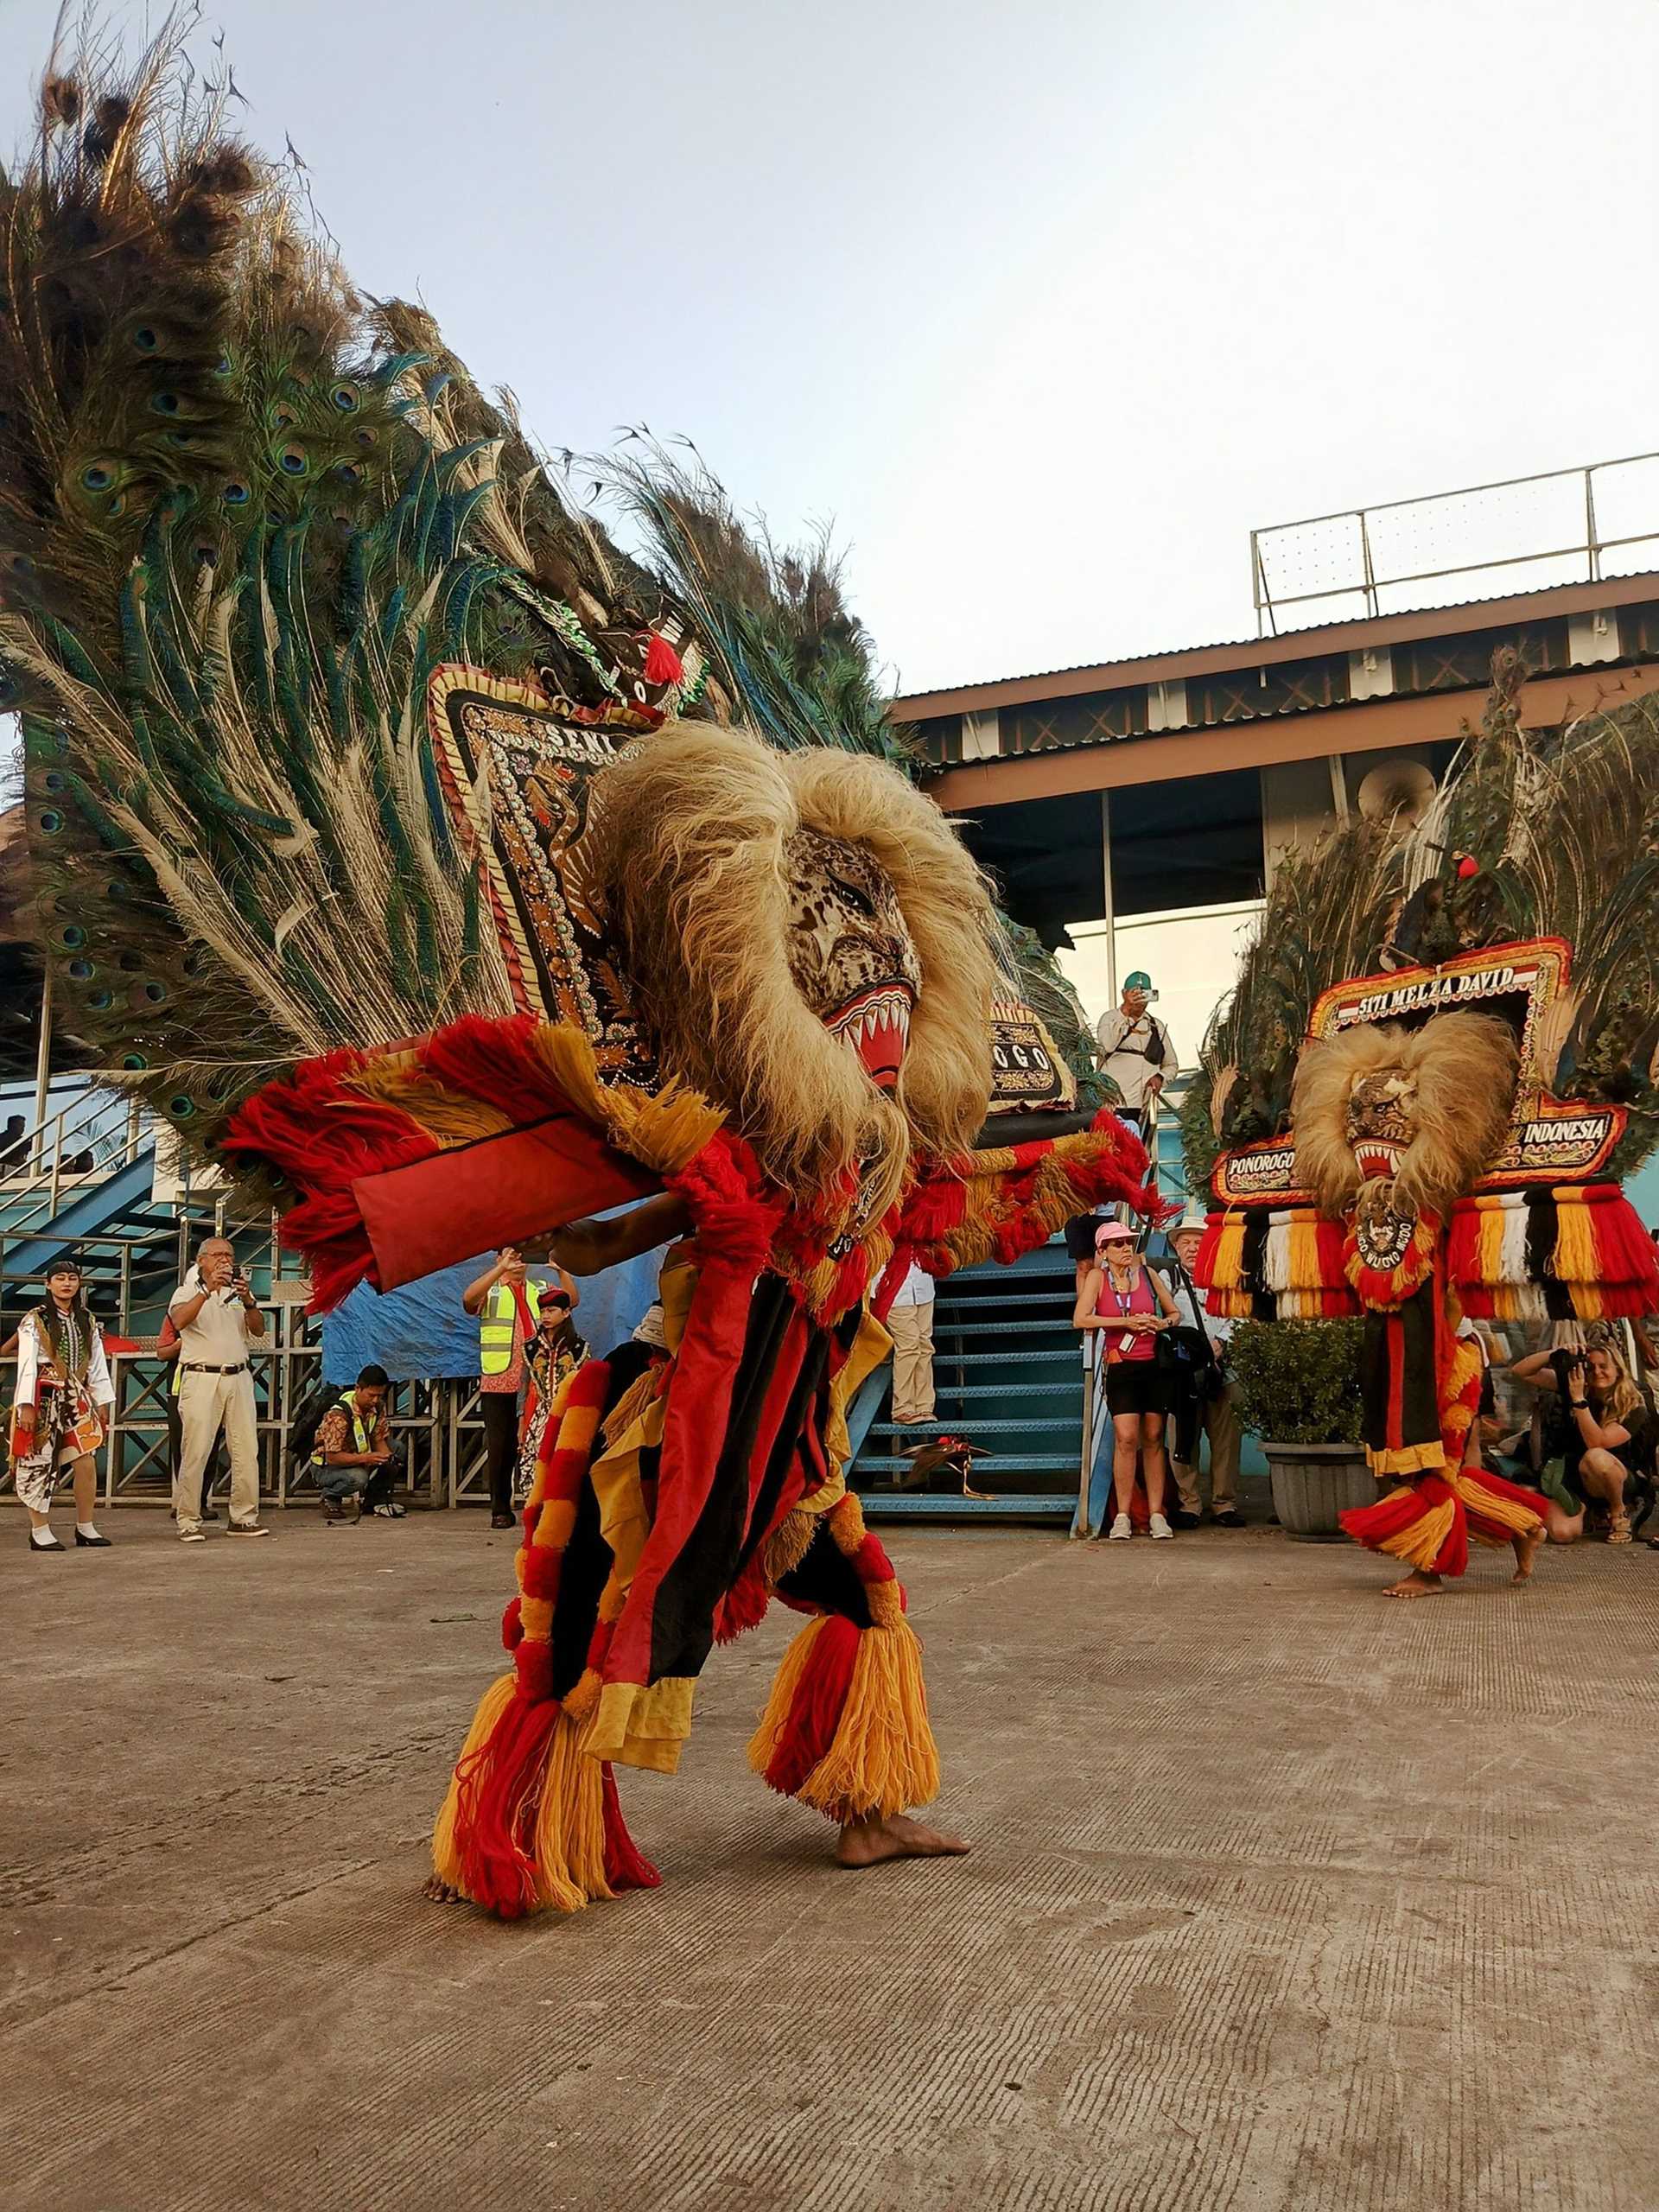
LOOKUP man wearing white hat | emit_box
[1164,1212,1242,1527]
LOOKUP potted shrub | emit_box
[1228,1318,1373,1541]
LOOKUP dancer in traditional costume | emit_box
[3,34,1160,1914]
[1292,1015,1548,1597]
[10,1256,115,1553]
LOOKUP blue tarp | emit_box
[320,1229,668,1385]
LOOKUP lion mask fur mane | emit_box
[1293,1012,1519,1223]
[591,722,1000,1212]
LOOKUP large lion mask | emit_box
[591,723,1001,1217]
[1293,1013,1518,1263]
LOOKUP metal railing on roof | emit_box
[1251,452,1659,636]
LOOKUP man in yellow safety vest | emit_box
[461,1248,577,1529]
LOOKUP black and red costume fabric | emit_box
[1337,1222,1546,1576]
[238,1031,1171,1917]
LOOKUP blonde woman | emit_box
[1510,1336,1654,1546]
[1073,1220,1179,1540]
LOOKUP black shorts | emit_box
[1103,1363,1168,1418]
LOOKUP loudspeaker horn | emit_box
[1357,758,1437,831]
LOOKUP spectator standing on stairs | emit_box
[170,1236,269,1543]
[887,1260,938,1428]
[1095,973,1178,1141]
[1162,1215,1243,1528]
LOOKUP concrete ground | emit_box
[3,1509,1657,2212]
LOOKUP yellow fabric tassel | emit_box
[1287,1215,1322,1294]
[796,1618,940,1824]
[763,1506,819,1585]
[1452,1472,1543,1539]
[1376,1494,1458,1571]
[1475,1203,1507,1288]
[1552,1190,1599,1286]
[429,1671,518,1891]
[1212,1214,1247,1292]
[530,1707,616,1914]
[1365,1439,1446,1476]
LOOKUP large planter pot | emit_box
[1262,1439,1374,1542]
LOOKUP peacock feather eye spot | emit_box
[169,1095,196,1118]
[353,426,378,450]
[270,403,296,432]
[213,353,234,378]
[121,1052,149,1071]
[86,989,112,1010]
[149,391,182,416]
[67,957,94,981]
[330,381,360,413]
[81,461,116,491]
[141,981,167,1004]
[6,551,36,574]
[43,771,66,792]
[38,808,63,834]
[60,925,86,949]
[331,461,361,487]
[133,325,159,351]
[277,443,308,477]
[221,478,251,505]
[107,493,126,518]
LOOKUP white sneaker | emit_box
[1107,1513,1133,1541]
[1149,1514,1173,1541]
[179,1527,207,1544]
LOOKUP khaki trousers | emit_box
[1173,1381,1241,1514]
[175,1369,260,1532]
[887,1300,937,1425]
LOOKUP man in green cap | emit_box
[1096,973,1179,1135]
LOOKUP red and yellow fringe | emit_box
[429,1359,660,1917]
[747,1496,938,1824]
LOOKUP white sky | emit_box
[3,0,1657,696]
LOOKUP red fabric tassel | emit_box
[851,1531,896,1584]
[761,1614,861,1801]
[501,1596,524,1650]
[642,632,685,687]
[714,1553,772,1643]
[519,1546,562,1600]
[1446,1202,1480,1291]
[514,1642,555,1701]
[1340,1472,1463,1573]
[454,1694,563,1919]
[418,1011,574,1126]
[601,1764,661,1891]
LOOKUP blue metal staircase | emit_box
[851,1237,1084,1522]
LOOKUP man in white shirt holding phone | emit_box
[170,1236,269,1542]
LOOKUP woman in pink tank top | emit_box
[1072,1219,1179,1541]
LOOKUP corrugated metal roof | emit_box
[918,648,1659,770]
[893,569,1659,717]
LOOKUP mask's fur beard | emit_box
[592,723,999,1211]
[1294,1013,1518,1221]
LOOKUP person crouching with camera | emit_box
[1510,1332,1654,1547]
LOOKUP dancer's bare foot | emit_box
[1511,1521,1546,1583]
[836,1812,970,1869]
[1382,1569,1444,1599]
[423,1873,463,1903]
